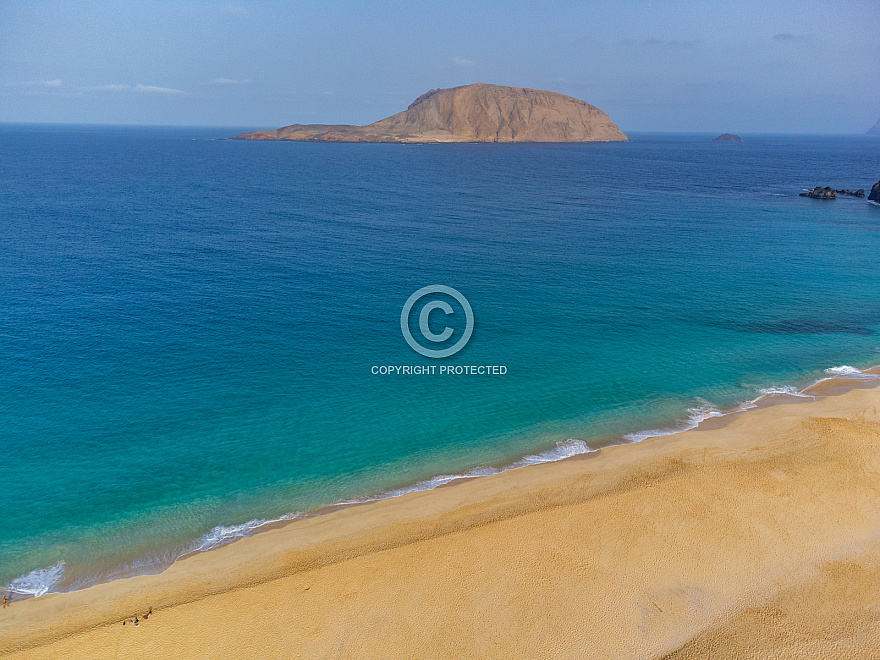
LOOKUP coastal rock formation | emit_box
[869,180,880,203]
[234,83,628,143]
[798,187,867,200]
[867,119,880,135]
[713,133,742,142]
[800,186,837,199]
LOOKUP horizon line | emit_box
[1,121,877,137]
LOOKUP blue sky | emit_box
[1,0,877,132]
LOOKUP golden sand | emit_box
[3,381,880,659]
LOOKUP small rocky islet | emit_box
[799,181,880,201]
[799,187,864,200]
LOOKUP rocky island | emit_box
[713,133,743,142]
[869,180,880,203]
[799,186,867,200]
[234,83,628,143]
[867,119,880,135]
[800,187,838,199]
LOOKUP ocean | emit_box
[1,123,879,596]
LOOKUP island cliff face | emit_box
[235,83,627,143]
[868,119,880,135]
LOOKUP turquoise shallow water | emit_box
[1,124,879,595]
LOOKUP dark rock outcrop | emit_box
[799,187,869,200]
[869,181,880,203]
[800,187,837,199]
[713,133,743,142]
[234,84,628,143]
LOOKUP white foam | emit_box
[7,562,65,597]
[339,439,595,506]
[824,365,879,379]
[3,512,309,598]
[758,385,813,398]
[510,438,593,467]
[753,367,880,404]
[191,513,303,553]
[623,404,724,443]
[350,467,501,503]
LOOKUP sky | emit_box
[1,0,878,133]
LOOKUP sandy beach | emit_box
[3,374,880,659]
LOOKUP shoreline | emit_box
[3,365,880,657]
[4,362,880,603]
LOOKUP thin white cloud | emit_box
[9,81,133,93]
[4,79,62,87]
[210,78,251,84]
[135,84,183,94]
[222,4,248,15]
[450,57,474,67]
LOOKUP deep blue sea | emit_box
[2,124,879,596]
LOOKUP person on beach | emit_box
[144,607,152,620]
[134,615,139,627]
[2,595,8,609]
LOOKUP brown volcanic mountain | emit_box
[235,83,627,143]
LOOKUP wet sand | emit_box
[3,381,880,659]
